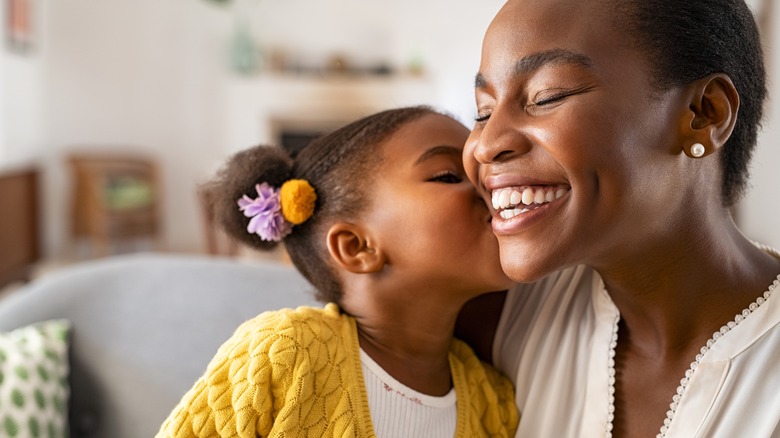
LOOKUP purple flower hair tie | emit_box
[237,182,292,242]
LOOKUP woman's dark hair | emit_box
[617,0,766,206]
[204,106,438,303]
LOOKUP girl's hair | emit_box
[615,0,766,206]
[205,105,438,303]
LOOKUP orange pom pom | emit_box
[280,179,317,225]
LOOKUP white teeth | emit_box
[510,190,522,206]
[500,207,531,220]
[490,186,570,218]
[493,188,525,210]
[534,190,546,204]
[521,188,535,205]
[498,190,510,210]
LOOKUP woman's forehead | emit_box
[488,0,624,49]
[481,0,641,78]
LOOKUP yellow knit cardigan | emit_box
[157,303,518,437]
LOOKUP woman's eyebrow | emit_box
[414,145,462,165]
[474,48,594,89]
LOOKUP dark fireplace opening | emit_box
[279,130,328,158]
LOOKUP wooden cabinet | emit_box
[0,166,40,288]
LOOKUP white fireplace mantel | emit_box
[223,73,437,155]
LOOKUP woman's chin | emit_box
[499,244,559,283]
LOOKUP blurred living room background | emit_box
[0,0,778,294]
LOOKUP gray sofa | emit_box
[0,253,316,438]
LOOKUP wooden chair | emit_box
[69,154,162,257]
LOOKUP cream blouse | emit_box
[494,247,780,438]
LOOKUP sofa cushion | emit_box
[0,319,71,438]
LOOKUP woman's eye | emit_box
[533,91,571,106]
[430,171,462,184]
[474,113,491,123]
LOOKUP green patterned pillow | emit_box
[0,320,70,438]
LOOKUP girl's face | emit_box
[464,0,694,281]
[363,113,512,297]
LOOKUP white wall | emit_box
[0,0,46,166]
[3,0,776,257]
[246,0,503,123]
[41,0,236,256]
[739,2,780,248]
[18,0,504,257]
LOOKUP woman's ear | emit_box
[326,223,386,274]
[682,73,740,157]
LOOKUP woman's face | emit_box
[362,113,512,297]
[464,0,695,281]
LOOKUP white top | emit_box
[494,247,780,438]
[360,349,457,438]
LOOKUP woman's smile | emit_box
[488,185,570,235]
[491,185,569,218]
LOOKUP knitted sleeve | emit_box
[156,309,302,438]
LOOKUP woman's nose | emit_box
[469,111,531,165]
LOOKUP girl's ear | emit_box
[681,73,739,157]
[326,222,386,274]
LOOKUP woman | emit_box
[459,0,780,436]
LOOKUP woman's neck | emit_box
[597,224,780,438]
[342,287,472,396]
[596,223,780,355]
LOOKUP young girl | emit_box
[157,106,518,437]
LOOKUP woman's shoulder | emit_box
[492,266,602,376]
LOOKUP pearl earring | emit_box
[690,143,705,158]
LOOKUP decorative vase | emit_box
[229,18,260,74]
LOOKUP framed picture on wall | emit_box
[6,0,33,53]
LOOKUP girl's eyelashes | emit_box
[429,170,463,184]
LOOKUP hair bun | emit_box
[205,145,293,250]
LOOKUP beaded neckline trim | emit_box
[603,273,780,438]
